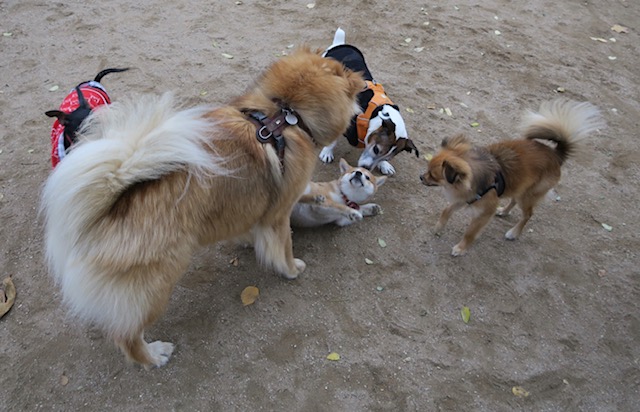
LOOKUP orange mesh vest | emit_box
[355,81,394,148]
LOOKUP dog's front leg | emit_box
[319,141,337,163]
[434,202,465,235]
[253,218,305,279]
[452,205,495,256]
[378,160,396,176]
[359,203,382,217]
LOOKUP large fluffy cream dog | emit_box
[41,48,363,368]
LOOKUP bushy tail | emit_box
[521,99,604,163]
[41,92,229,285]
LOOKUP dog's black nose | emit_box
[355,171,362,178]
[420,174,424,182]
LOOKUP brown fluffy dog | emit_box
[41,48,363,368]
[420,99,603,256]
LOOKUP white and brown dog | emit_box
[320,28,419,175]
[291,158,386,227]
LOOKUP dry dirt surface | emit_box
[1,1,639,411]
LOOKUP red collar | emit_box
[341,192,360,210]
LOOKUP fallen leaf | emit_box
[406,107,415,114]
[48,85,59,92]
[424,153,433,161]
[3,32,12,37]
[60,374,69,386]
[611,24,628,33]
[326,352,340,361]
[240,286,259,306]
[200,91,208,96]
[470,122,480,127]
[512,386,530,398]
[306,3,315,8]
[444,107,453,116]
[556,87,566,93]
[0,277,16,318]
[229,257,239,266]
[601,223,613,232]
[27,149,34,154]
[460,306,471,324]
[377,238,387,248]
[404,38,412,43]
[221,53,234,59]
[414,47,424,52]
[364,258,374,265]
[608,56,617,60]
[598,269,606,277]
[590,37,608,43]
[494,30,501,35]
[376,286,384,292]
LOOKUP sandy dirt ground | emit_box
[1,0,639,410]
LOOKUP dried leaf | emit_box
[601,223,613,232]
[376,286,384,292]
[608,56,617,61]
[0,277,16,318]
[404,38,412,43]
[512,386,530,398]
[598,269,606,277]
[306,3,315,8]
[470,122,480,127]
[405,107,415,114]
[364,258,374,265]
[240,286,259,306]
[611,24,628,33]
[494,30,501,35]
[556,87,566,93]
[3,32,12,37]
[48,85,59,92]
[377,238,387,248]
[60,374,69,386]
[221,53,234,59]
[414,47,424,52]
[200,91,208,96]
[326,352,340,361]
[460,306,471,324]
[229,257,239,266]
[444,107,453,116]
[590,37,608,43]
[424,153,433,161]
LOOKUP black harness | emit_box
[467,170,506,204]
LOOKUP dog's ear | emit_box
[395,138,420,157]
[339,158,351,173]
[375,175,387,187]
[382,118,396,133]
[443,159,467,185]
[45,110,69,124]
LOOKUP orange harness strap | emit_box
[355,81,394,148]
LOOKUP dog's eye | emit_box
[373,146,380,155]
[365,175,370,180]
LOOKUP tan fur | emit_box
[420,99,603,256]
[41,47,363,368]
[291,158,386,227]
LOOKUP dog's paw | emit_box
[378,161,396,176]
[496,207,510,217]
[434,223,444,237]
[293,258,307,274]
[505,228,519,240]
[348,210,364,221]
[369,204,382,216]
[319,147,335,163]
[313,195,326,204]
[146,341,174,369]
[451,244,467,257]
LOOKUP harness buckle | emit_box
[257,126,272,141]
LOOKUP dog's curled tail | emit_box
[41,92,228,297]
[522,99,604,163]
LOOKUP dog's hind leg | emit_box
[253,218,305,279]
[116,332,174,370]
